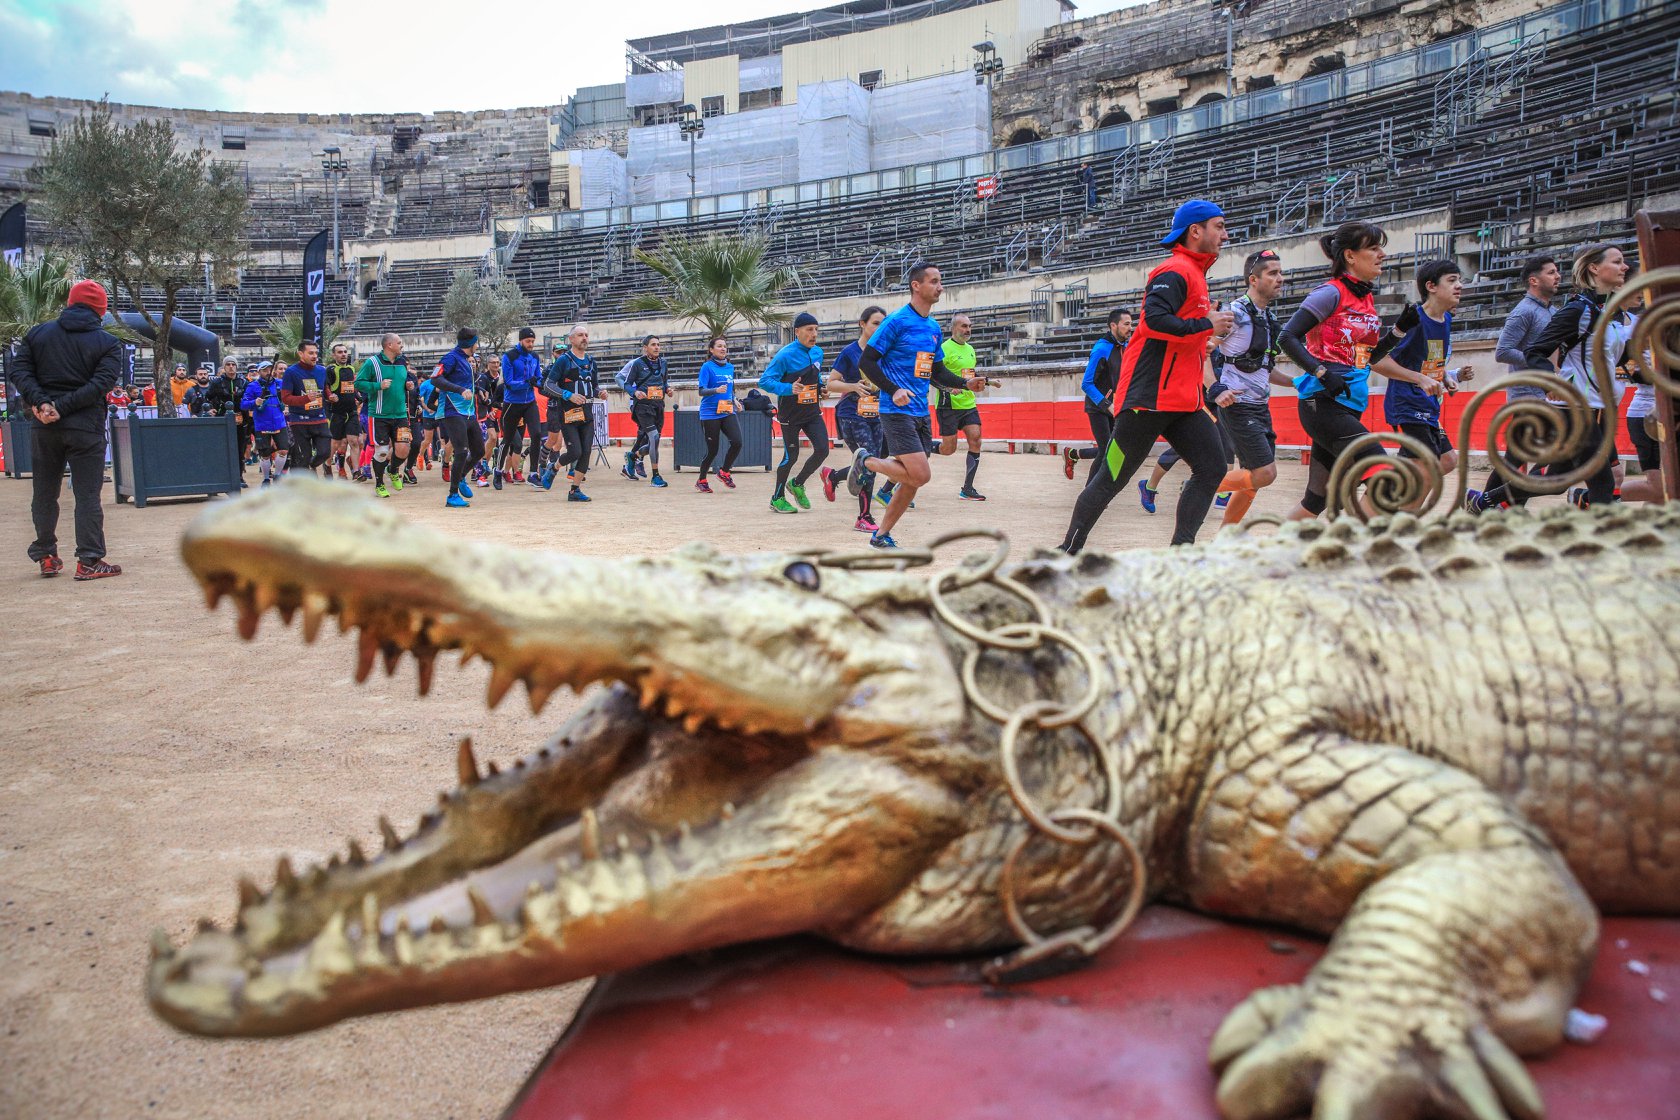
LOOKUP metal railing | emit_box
[861,249,885,294]
[1002,230,1030,274]
[1041,221,1066,265]
[1029,282,1054,324]
[1323,169,1364,225]
[1271,180,1311,235]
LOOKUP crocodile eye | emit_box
[782,561,820,592]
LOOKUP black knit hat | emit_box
[518,327,536,341]
[792,312,819,329]
[457,327,478,347]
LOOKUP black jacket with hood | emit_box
[12,304,124,431]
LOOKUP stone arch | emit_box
[1006,127,1041,147]
[1195,92,1227,106]
[1097,107,1132,129]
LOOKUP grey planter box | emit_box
[669,407,775,472]
[111,414,242,507]
[3,416,35,477]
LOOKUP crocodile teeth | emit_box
[379,815,402,852]
[638,678,660,710]
[486,665,517,710]
[467,886,496,927]
[580,808,602,861]
[527,678,557,715]
[346,839,367,867]
[236,594,260,640]
[274,855,297,892]
[682,711,706,734]
[150,928,174,961]
[415,650,437,696]
[300,593,328,643]
[251,582,279,617]
[456,737,481,787]
[355,628,379,683]
[237,876,263,909]
[381,644,403,676]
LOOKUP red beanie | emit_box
[68,280,108,317]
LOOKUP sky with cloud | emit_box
[1,0,1140,114]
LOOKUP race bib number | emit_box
[716,399,735,415]
[797,384,818,404]
[648,386,664,400]
[1351,344,1372,371]
[395,427,412,443]
[564,408,585,424]
[1421,340,1446,382]
[857,396,879,418]
[914,352,933,379]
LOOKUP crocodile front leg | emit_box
[1184,735,1598,1120]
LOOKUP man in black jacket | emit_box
[11,279,124,578]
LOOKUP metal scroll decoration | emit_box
[803,531,1147,983]
[1325,264,1680,521]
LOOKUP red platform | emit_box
[505,908,1680,1120]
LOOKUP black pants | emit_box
[553,419,593,477]
[291,423,333,474]
[1297,395,1384,515]
[441,415,486,496]
[629,401,666,470]
[1070,408,1115,482]
[1156,406,1235,471]
[498,401,541,475]
[29,423,107,563]
[774,416,829,497]
[1480,406,1617,508]
[1059,408,1226,552]
[699,415,742,478]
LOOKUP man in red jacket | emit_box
[1058,199,1234,553]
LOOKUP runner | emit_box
[758,312,828,515]
[355,333,413,498]
[1063,309,1132,482]
[820,306,886,533]
[474,355,499,485]
[1205,248,1292,525]
[1276,220,1395,521]
[432,328,483,509]
[204,357,251,480]
[1466,243,1634,513]
[400,367,426,487]
[279,341,333,477]
[538,326,601,502]
[695,336,741,493]
[935,313,989,501]
[240,360,291,487]
[1376,259,1470,508]
[323,342,364,480]
[617,334,670,488]
[1622,349,1666,504]
[496,328,543,491]
[849,264,988,548]
[1055,201,1235,553]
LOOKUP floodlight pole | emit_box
[320,147,349,277]
[678,104,704,223]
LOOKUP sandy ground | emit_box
[0,444,1325,1120]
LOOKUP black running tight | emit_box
[1478,406,1617,508]
[774,416,830,498]
[497,401,541,475]
[699,415,742,479]
[1297,395,1383,516]
[1059,408,1227,552]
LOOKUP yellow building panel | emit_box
[683,55,742,115]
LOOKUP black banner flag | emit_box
[301,230,329,347]
[0,202,25,267]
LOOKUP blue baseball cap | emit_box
[1161,199,1225,246]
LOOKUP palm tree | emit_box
[0,251,74,350]
[257,313,348,366]
[627,232,798,340]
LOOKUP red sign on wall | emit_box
[976,175,999,200]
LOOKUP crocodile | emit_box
[148,479,1680,1120]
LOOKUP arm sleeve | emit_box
[1278,287,1340,372]
[10,331,44,406]
[1524,303,1585,374]
[615,360,637,393]
[858,346,896,393]
[1080,341,1111,407]
[929,358,968,390]
[1495,304,1536,368]
[1141,272,1212,337]
[1370,328,1404,365]
[756,351,795,397]
[55,337,122,415]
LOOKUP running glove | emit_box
[1391,302,1421,336]
[1319,368,1349,398]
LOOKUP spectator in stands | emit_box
[495,328,542,489]
[1278,219,1397,521]
[433,328,484,509]
[12,279,124,580]
[323,342,365,481]
[280,341,333,477]
[170,363,195,410]
[1495,255,1561,396]
[1063,309,1133,482]
[1079,162,1097,210]
[1056,201,1235,553]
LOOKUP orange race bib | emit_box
[716,399,735,414]
[1421,340,1446,382]
[797,384,818,404]
[564,408,585,424]
[1352,343,1372,370]
[857,395,879,418]
[914,352,933,379]
[648,386,664,400]
[395,426,412,443]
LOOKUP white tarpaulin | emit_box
[869,72,989,170]
[571,148,628,210]
[796,79,870,183]
[738,55,783,94]
[627,105,800,203]
[625,71,683,109]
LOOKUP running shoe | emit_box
[39,555,64,578]
[1567,487,1589,509]
[770,496,798,515]
[492,470,504,491]
[1214,491,1232,509]
[336,463,349,480]
[458,480,474,500]
[375,483,391,499]
[446,493,470,509]
[389,473,404,493]
[650,473,668,488]
[635,458,648,479]
[717,470,735,490]
[788,482,811,509]
[402,469,418,486]
[621,452,637,481]
[260,478,272,488]
[441,464,450,483]
[875,485,894,506]
[1137,480,1157,514]
[74,559,123,580]
[847,448,869,496]
[959,487,987,501]
[820,467,838,502]
[1062,447,1076,480]
[695,479,713,494]
[1463,489,1485,514]
[869,532,899,550]
[540,468,557,491]
[567,487,591,503]
[854,515,878,534]
[511,469,524,484]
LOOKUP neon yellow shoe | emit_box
[388,473,404,493]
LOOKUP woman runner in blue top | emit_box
[695,336,741,493]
